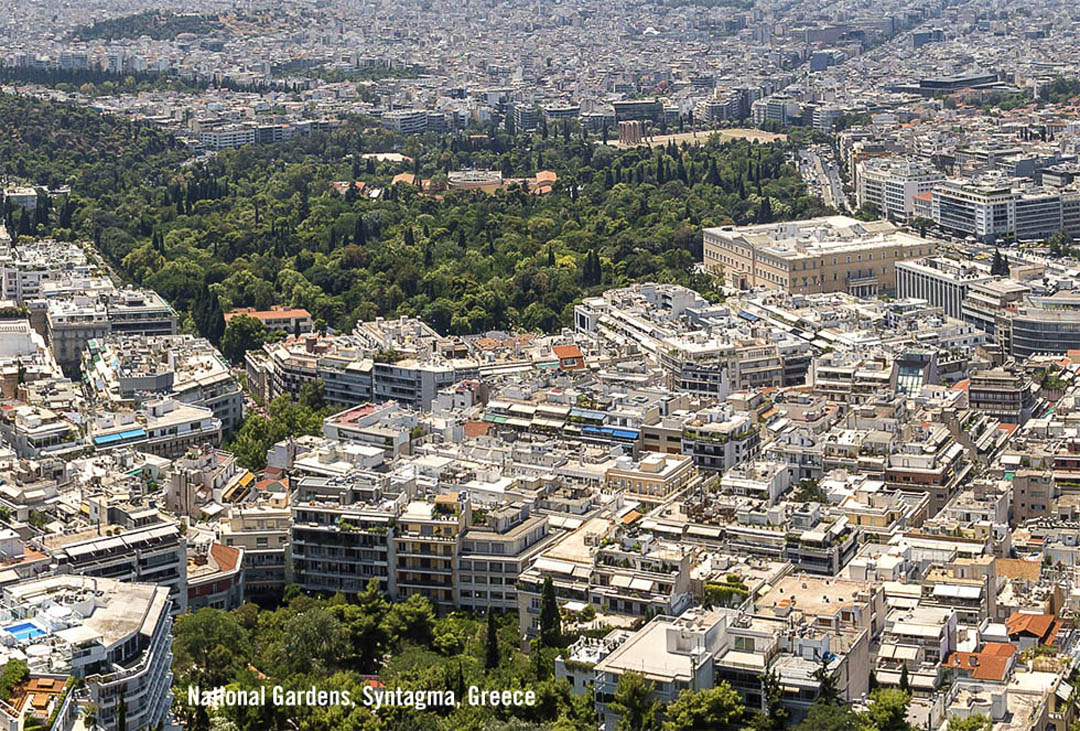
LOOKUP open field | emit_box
[604,128,788,148]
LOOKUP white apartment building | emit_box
[1,576,175,731]
[381,109,429,135]
[856,158,944,221]
[83,335,243,435]
[46,521,188,615]
[895,257,994,319]
[218,491,292,600]
[932,177,1076,243]
[91,399,222,458]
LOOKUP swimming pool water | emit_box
[5,622,45,641]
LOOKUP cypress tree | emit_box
[539,575,561,648]
[354,216,366,246]
[485,612,500,669]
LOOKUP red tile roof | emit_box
[210,543,242,572]
[464,421,492,439]
[1006,612,1055,640]
[225,307,311,323]
[943,644,1015,681]
[552,344,583,360]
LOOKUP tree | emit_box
[990,248,1010,276]
[812,657,840,706]
[172,608,251,686]
[539,575,561,648]
[282,607,349,675]
[532,639,547,680]
[749,670,789,731]
[609,671,661,731]
[862,688,913,731]
[485,611,500,669]
[793,479,827,504]
[117,691,128,731]
[220,314,269,363]
[947,716,991,731]
[0,659,28,702]
[0,94,831,342]
[794,701,863,731]
[298,380,325,410]
[898,663,910,693]
[662,683,743,731]
[382,593,435,646]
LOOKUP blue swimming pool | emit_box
[5,622,45,642]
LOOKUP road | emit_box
[799,146,846,212]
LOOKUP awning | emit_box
[629,578,655,592]
[611,575,633,589]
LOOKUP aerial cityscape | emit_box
[0,0,1079,729]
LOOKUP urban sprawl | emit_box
[3,0,1080,730]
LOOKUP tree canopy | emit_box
[0,95,824,352]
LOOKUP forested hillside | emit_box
[72,11,224,41]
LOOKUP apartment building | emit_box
[856,158,944,221]
[0,238,92,304]
[381,109,429,135]
[960,278,1030,338]
[895,257,993,319]
[750,95,799,125]
[247,336,469,411]
[394,493,469,611]
[2,576,175,731]
[967,367,1035,425]
[517,517,694,641]
[604,453,696,504]
[457,503,551,613]
[681,415,761,473]
[885,425,972,514]
[44,521,188,615]
[83,334,243,435]
[186,542,245,611]
[105,289,177,338]
[166,447,242,517]
[931,177,1079,242]
[45,297,109,373]
[876,606,958,694]
[290,473,408,597]
[45,289,177,374]
[217,489,293,600]
[0,404,82,459]
[703,216,934,297]
[90,398,223,458]
[594,608,728,731]
[322,402,415,458]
